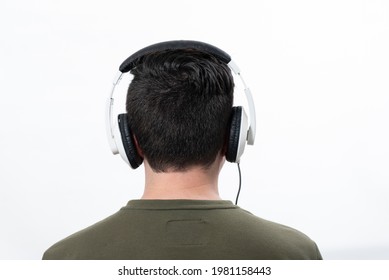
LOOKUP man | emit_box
[43,42,322,260]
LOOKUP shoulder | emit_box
[223,208,322,259]
[42,211,124,260]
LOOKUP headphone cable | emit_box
[235,163,242,205]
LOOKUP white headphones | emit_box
[106,40,256,168]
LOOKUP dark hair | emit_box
[126,49,234,172]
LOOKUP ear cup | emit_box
[226,106,248,163]
[118,114,143,169]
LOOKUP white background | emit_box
[0,0,388,260]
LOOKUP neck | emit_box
[141,159,223,200]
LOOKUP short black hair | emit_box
[126,49,234,172]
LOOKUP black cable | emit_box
[235,163,242,205]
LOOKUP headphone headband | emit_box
[119,40,231,73]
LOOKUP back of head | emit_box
[126,49,234,172]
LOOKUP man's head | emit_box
[126,49,234,172]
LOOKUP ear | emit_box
[132,134,144,158]
[221,138,228,157]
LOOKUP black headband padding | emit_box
[119,40,232,73]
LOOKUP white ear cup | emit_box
[236,108,248,163]
[114,115,130,166]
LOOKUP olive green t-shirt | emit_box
[42,200,322,260]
